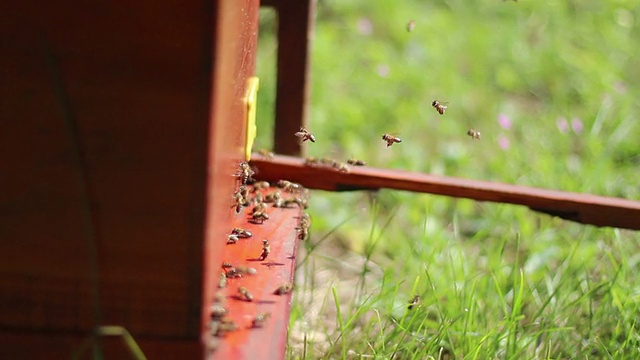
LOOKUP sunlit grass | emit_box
[256,0,640,359]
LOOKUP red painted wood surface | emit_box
[206,188,302,359]
[251,154,640,230]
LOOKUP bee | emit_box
[382,134,402,147]
[251,211,269,224]
[332,162,350,173]
[224,267,242,278]
[466,129,481,140]
[214,318,238,336]
[236,161,256,184]
[284,196,308,209]
[277,180,303,193]
[432,100,448,115]
[235,265,257,275]
[252,202,267,215]
[218,272,227,288]
[232,227,252,238]
[304,157,319,166]
[252,181,270,192]
[221,262,234,269]
[297,226,309,241]
[406,20,416,32]
[252,312,272,328]
[238,286,254,302]
[258,149,274,159]
[259,239,271,261]
[274,282,294,295]
[264,190,282,203]
[227,234,239,244]
[294,127,316,143]
[408,295,422,310]
[273,197,286,208]
[210,304,228,319]
[297,212,311,240]
[347,159,366,166]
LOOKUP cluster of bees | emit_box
[208,161,311,349]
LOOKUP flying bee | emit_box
[347,159,366,166]
[408,295,422,310]
[432,100,448,115]
[382,134,402,147]
[294,127,316,143]
[274,282,294,295]
[259,239,271,261]
[406,20,416,32]
[238,286,254,302]
[252,312,272,328]
[232,227,252,238]
[467,129,481,140]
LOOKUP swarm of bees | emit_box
[467,129,481,140]
[294,127,316,143]
[382,134,402,147]
[432,100,447,115]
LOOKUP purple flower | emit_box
[376,64,390,77]
[571,117,583,134]
[498,134,510,150]
[556,117,569,133]
[356,18,373,35]
[498,114,512,130]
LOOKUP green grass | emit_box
[256,1,640,359]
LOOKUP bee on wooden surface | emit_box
[331,161,350,173]
[274,282,294,295]
[232,227,252,238]
[252,202,267,215]
[382,134,402,147]
[297,226,309,241]
[227,234,239,244]
[259,239,271,261]
[264,190,282,203]
[277,180,303,193]
[236,161,256,184]
[252,312,272,328]
[210,304,228,319]
[221,262,233,269]
[224,267,242,278]
[218,272,227,288]
[273,197,286,208]
[252,181,270,192]
[408,295,422,310]
[258,149,274,159]
[347,159,366,166]
[466,129,481,140]
[304,157,319,166]
[294,127,316,143]
[297,212,311,240]
[431,100,448,115]
[214,318,238,336]
[251,211,269,224]
[238,286,254,302]
[235,265,257,276]
[406,20,416,32]
[284,196,308,209]
[319,158,338,167]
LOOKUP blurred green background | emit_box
[254,1,640,358]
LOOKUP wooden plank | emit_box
[261,0,316,156]
[206,187,303,359]
[250,154,640,230]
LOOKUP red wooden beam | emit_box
[251,153,640,230]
